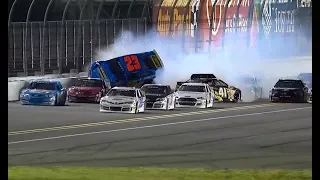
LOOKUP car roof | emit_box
[112,86,137,90]
[181,82,207,86]
[30,79,60,83]
[142,84,169,87]
[278,79,301,81]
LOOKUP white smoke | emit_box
[94,30,312,102]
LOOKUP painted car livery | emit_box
[20,80,67,106]
[176,74,241,102]
[140,84,175,110]
[67,78,106,103]
[175,82,214,108]
[100,87,146,113]
[88,50,164,89]
[269,79,309,103]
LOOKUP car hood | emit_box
[24,89,56,95]
[145,94,167,101]
[272,88,301,90]
[175,91,206,98]
[103,96,136,103]
[69,86,101,92]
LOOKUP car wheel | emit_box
[134,102,138,113]
[54,95,58,106]
[166,98,169,110]
[205,100,208,108]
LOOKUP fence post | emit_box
[208,0,218,53]
[221,0,232,51]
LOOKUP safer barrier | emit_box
[8,72,87,102]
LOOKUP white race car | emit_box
[140,84,175,110]
[175,83,214,108]
[100,87,146,113]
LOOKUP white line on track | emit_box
[8,107,311,145]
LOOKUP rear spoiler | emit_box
[191,74,216,80]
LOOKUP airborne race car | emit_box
[140,84,175,110]
[176,74,241,102]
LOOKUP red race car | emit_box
[67,78,107,103]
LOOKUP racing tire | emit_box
[205,100,208,108]
[54,95,58,106]
[299,93,307,103]
[134,102,138,114]
[95,92,102,103]
[166,98,169,110]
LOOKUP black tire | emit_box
[205,100,208,108]
[166,98,169,110]
[67,96,71,102]
[134,102,138,113]
[54,95,58,106]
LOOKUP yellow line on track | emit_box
[8,104,274,136]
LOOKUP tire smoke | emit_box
[94,30,311,102]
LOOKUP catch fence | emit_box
[8,0,312,77]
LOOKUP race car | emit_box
[236,75,263,99]
[269,79,309,103]
[140,84,175,110]
[100,87,146,113]
[89,50,164,89]
[176,74,241,102]
[175,82,214,108]
[20,79,67,106]
[67,78,107,103]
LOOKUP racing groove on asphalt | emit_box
[8,100,312,168]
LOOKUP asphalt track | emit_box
[8,100,312,168]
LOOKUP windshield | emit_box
[28,82,56,90]
[141,85,167,95]
[107,89,136,97]
[274,80,304,88]
[74,79,103,87]
[178,85,206,92]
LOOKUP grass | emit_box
[8,167,312,180]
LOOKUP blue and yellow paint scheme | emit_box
[88,50,164,89]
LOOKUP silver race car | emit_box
[175,83,214,108]
[140,84,175,110]
[100,87,146,113]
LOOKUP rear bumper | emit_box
[270,95,302,102]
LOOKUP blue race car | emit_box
[88,50,164,89]
[20,80,67,106]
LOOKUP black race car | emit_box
[140,84,175,109]
[176,74,242,102]
[269,79,309,103]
